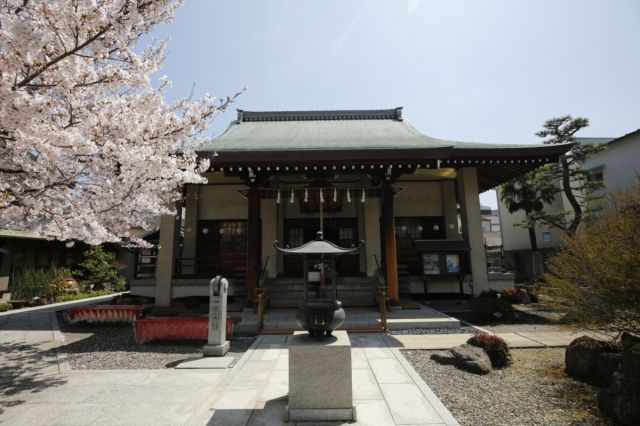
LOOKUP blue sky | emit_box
[146,0,640,208]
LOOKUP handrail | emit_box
[256,288,266,331]
[377,285,388,332]
[373,254,385,285]
[259,256,270,286]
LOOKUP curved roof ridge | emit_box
[237,107,403,122]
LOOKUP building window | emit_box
[288,228,304,247]
[542,231,551,242]
[586,167,604,183]
[338,227,355,247]
[219,221,247,251]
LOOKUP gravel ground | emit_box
[57,316,255,370]
[390,326,477,335]
[403,348,614,426]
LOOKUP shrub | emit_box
[74,246,126,292]
[47,267,71,301]
[10,268,56,299]
[467,333,512,368]
[56,290,112,303]
[470,292,513,322]
[0,301,12,312]
[544,183,640,336]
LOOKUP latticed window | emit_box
[338,227,355,247]
[219,221,247,251]
[288,228,304,247]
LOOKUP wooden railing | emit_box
[377,285,388,332]
[256,288,266,332]
[174,257,224,277]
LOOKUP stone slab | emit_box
[203,341,230,357]
[496,332,545,348]
[288,330,353,412]
[175,356,234,369]
[380,383,445,425]
[384,317,461,330]
[284,406,356,422]
[392,334,472,350]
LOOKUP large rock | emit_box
[621,332,640,350]
[517,288,531,304]
[450,344,492,375]
[599,343,640,426]
[565,336,619,379]
[430,350,455,365]
[593,352,621,387]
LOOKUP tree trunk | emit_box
[528,226,538,251]
[561,156,582,235]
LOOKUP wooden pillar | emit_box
[382,183,399,304]
[154,213,180,306]
[246,186,261,303]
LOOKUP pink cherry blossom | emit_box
[0,1,242,246]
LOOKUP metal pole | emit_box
[319,194,324,234]
[303,256,308,303]
[332,256,337,302]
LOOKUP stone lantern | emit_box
[274,231,364,338]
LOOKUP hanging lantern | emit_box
[361,188,366,203]
[304,188,308,203]
[290,189,295,204]
[276,189,281,204]
[346,188,351,203]
[333,188,338,202]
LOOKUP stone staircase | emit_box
[262,276,379,308]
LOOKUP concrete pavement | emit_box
[1,307,459,426]
[1,302,602,425]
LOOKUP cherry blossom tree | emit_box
[0,0,240,245]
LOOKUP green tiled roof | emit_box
[199,108,551,154]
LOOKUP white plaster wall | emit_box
[363,198,382,277]
[497,187,567,251]
[199,185,248,220]
[261,199,278,278]
[457,168,489,295]
[584,133,640,192]
[497,175,571,252]
[394,182,443,217]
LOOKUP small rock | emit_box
[517,288,531,304]
[599,343,640,426]
[430,350,455,365]
[451,343,492,375]
[565,336,619,379]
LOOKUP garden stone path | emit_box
[0,305,459,426]
[390,330,612,349]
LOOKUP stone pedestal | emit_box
[285,330,356,422]
[203,276,230,357]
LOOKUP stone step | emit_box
[385,317,461,330]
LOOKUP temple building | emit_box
[130,108,570,306]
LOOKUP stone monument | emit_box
[203,275,230,357]
[285,330,356,422]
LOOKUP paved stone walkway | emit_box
[1,302,602,425]
[1,307,458,425]
[391,330,611,349]
[187,333,458,425]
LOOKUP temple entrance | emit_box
[282,218,360,276]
